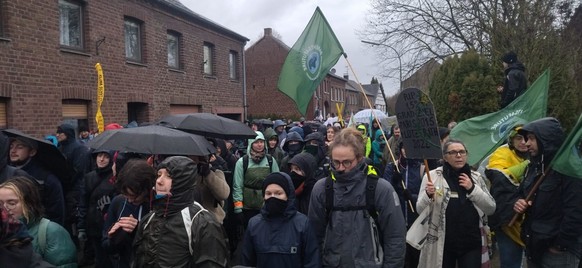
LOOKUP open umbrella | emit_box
[353,109,389,124]
[88,125,216,156]
[158,113,257,139]
[2,129,71,183]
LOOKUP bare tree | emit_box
[362,0,579,82]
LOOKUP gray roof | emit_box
[362,84,380,97]
[158,0,249,42]
[345,80,359,92]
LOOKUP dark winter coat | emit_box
[384,157,424,228]
[132,156,229,268]
[264,128,285,167]
[102,195,150,268]
[0,133,29,184]
[20,160,66,226]
[78,164,117,237]
[287,153,318,215]
[517,117,582,263]
[500,62,528,108]
[242,172,320,268]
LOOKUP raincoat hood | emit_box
[260,172,297,218]
[155,156,198,216]
[518,117,564,164]
[374,130,385,142]
[357,124,367,136]
[57,123,76,142]
[288,152,317,179]
[247,131,267,155]
[214,138,229,159]
[288,126,304,139]
[263,127,278,141]
[283,132,304,152]
[273,120,286,130]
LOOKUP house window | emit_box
[124,18,142,62]
[167,31,180,69]
[203,43,214,75]
[229,50,238,79]
[59,0,83,49]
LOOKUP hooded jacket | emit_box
[214,138,238,173]
[0,133,29,184]
[233,132,280,213]
[280,132,304,174]
[132,156,229,268]
[308,160,407,267]
[287,153,318,214]
[263,128,284,166]
[273,120,288,145]
[516,117,582,262]
[357,125,372,158]
[500,62,528,108]
[371,131,386,165]
[242,172,320,268]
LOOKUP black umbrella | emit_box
[2,129,71,183]
[158,113,257,140]
[88,125,216,156]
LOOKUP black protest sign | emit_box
[395,88,442,159]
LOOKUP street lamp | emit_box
[361,40,403,92]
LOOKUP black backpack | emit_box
[242,154,274,175]
[324,166,379,229]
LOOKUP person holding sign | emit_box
[417,139,495,268]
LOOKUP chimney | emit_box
[264,28,272,37]
[343,73,349,80]
[331,68,336,74]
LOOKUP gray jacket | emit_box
[308,161,406,268]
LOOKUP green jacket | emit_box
[28,218,77,268]
[233,131,279,213]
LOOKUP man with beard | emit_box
[233,131,280,228]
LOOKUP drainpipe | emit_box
[242,42,248,121]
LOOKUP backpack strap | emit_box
[38,218,50,256]
[324,177,334,228]
[243,154,273,175]
[183,202,208,255]
[366,173,379,221]
[242,155,249,176]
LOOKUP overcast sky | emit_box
[180,0,399,96]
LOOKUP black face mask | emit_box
[287,143,303,154]
[264,197,287,216]
[304,144,318,157]
[290,171,305,189]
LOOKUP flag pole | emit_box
[508,165,551,226]
[344,55,416,213]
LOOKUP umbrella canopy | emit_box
[353,109,389,124]
[88,125,216,156]
[1,129,71,183]
[158,113,257,140]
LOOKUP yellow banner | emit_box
[95,63,105,133]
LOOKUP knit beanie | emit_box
[262,172,290,197]
[502,51,518,64]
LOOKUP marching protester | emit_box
[356,124,372,158]
[286,152,318,214]
[308,128,406,267]
[233,131,279,228]
[371,130,387,173]
[103,159,155,268]
[241,172,320,267]
[77,149,117,268]
[486,125,529,268]
[264,128,285,166]
[513,117,582,267]
[418,139,496,268]
[0,177,77,267]
[325,125,340,147]
[9,136,66,225]
[132,156,229,267]
[280,131,304,173]
[191,154,230,224]
[384,141,424,268]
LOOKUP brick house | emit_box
[0,0,248,138]
[245,28,348,121]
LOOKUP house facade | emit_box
[0,0,247,137]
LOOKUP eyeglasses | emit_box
[0,200,19,211]
[332,158,356,169]
[445,150,468,156]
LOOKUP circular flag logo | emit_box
[302,45,323,81]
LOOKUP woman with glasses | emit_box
[0,176,77,268]
[417,139,496,268]
[308,127,406,267]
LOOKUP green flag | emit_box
[277,7,345,116]
[551,114,582,178]
[450,69,549,165]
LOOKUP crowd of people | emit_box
[0,113,580,268]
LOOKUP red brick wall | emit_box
[0,0,246,138]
